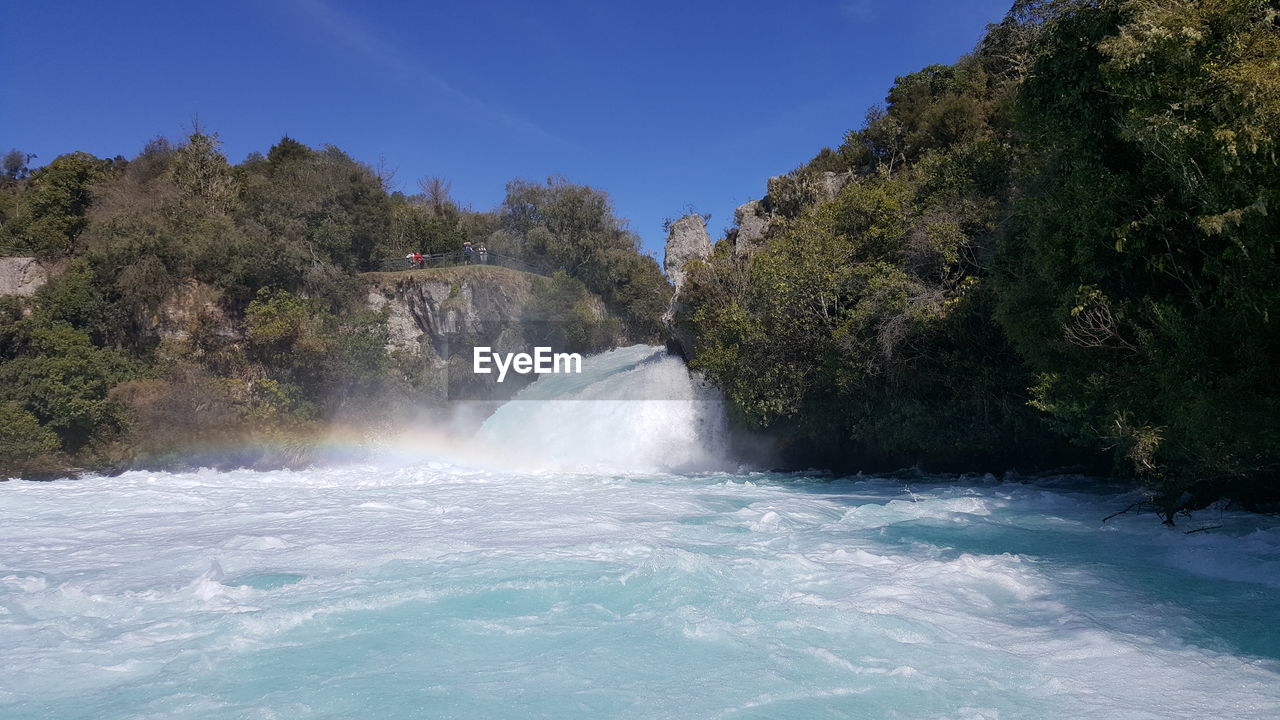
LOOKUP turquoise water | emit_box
[2,468,1279,719]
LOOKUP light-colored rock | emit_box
[152,279,235,340]
[663,214,713,292]
[732,200,771,258]
[661,214,714,329]
[815,170,855,203]
[0,257,51,296]
[763,171,856,217]
[365,265,544,357]
[365,265,610,401]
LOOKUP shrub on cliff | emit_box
[3,151,117,257]
[0,319,136,455]
[244,288,392,411]
[237,138,392,282]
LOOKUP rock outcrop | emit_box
[152,280,236,340]
[363,264,608,400]
[365,265,537,358]
[661,214,714,352]
[729,171,857,259]
[763,170,856,216]
[815,170,856,203]
[732,200,770,258]
[663,214,713,293]
[0,257,52,296]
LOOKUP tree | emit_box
[0,402,61,476]
[0,321,135,451]
[169,132,236,210]
[2,149,36,182]
[993,0,1280,513]
[498,177,670,339]
[417,176,454,216]
[9,151,112,256]
[238,138,392,274]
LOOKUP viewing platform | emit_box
[362,250,551,277]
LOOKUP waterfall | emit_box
[474,345,729,473]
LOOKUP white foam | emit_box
[2,467,1279,717]
[475,345,730,472]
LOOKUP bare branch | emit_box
[418,176,452,215]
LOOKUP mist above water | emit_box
[474,345,731,473]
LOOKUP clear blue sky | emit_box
[1,0,1012,257]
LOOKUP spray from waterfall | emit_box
[473,345,731,473]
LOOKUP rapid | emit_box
[2,346,1278,719]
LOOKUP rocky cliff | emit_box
[727,170,856,258]
[363,265,607,400]
[661,214,714,354]
[663,214,713,293]
[365,265,538,358]
[0,257,53,297]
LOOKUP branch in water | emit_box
[1102,501,1141,523]
[1184,525,1223,535]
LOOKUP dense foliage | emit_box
[677,0,1280,517]
[0,135,666,475]
[493,178,670,339]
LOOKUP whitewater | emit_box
[3,347,1279,719]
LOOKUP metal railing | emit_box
[363,250,554,276]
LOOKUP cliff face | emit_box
[0,257,54,297]
[663,214,713,292]
[727,170,856,259]
[151,279,236,340]
[366,264,540,358]
[363,265,605,400]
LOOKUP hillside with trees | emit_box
[673,0,1280,520]
[0,136,668,476]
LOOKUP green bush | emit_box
[0,402,61,476]
[6,151,114,256]
[498,177,670,340]
[526,271,619,354]
[0,321,136,452]
[245,288,391,410]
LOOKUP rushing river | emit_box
[3,348,1279,719]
